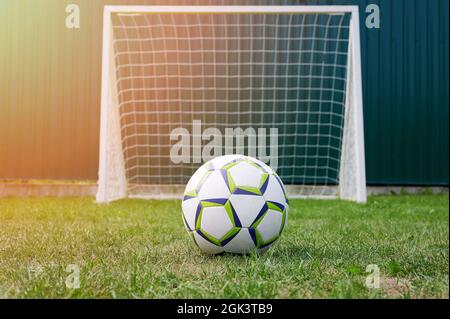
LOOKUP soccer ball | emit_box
[181,155,288,254]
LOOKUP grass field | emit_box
[0,194,448,299]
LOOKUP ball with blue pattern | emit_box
[182,155,288,254]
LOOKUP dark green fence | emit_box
[0,0,448,186]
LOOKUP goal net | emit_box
[97,6,366,203]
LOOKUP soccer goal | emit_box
[97,5,366,203]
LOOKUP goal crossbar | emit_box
[103,5,360,15]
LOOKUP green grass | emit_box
[0,194,448,299]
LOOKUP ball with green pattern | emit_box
[182,155,288,254]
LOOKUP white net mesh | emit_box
[99,9,365,201]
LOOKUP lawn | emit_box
[0,194,448,299]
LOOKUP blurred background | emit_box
[0,0,448,186]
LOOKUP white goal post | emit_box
[97,5,366,203]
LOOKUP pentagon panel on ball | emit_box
[181,155,288,255]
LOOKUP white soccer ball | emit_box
[181,155,288,254]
